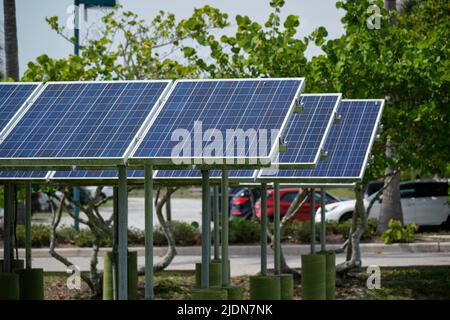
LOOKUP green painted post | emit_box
[144,165,154,299]
[221,169,229,286]
[260,183,268,276]
[320,188,326,252]
[117,165,128,300]
[213,186,220,260]
[310,188,316,254]
[3,183,12,273]
[25,183,32,269]
[112,186,119,300]
[274,182,281,275]
[201,170,211,288]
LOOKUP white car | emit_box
[316,181,450,228]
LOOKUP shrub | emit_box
[283,220,316,243]
[381,219,418,244]
[229,219,260,244]
[16,224,51,247]
[326,218,378,240]
[128,227,145,245]
[154,221,200,246]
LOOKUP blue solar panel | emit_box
[275,94,340,166]
[52,170,144,179]
[0,81,171,160]
[260,99,384,181]
[0,83,40,135]
[155,169,256,180]
[0,170,49,179]
[131,79,304,164]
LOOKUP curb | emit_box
[1,242,449,258]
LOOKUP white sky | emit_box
[1,0,345,77]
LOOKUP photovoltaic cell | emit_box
[51,170,144,179]
[155,169,256,180]
[260,99,384,181]
[0,170,49,179]
[275,94,340,167]
[131,79,304,164]
[0,83,40,135]
[0,81,171,160]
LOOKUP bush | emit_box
[381,219,418,244]
[154,221,200,246]
[283,221,316,243]
[128,227,145,245]
[229,219,260,244]
[326,218,378,240]
[16,224,51,247]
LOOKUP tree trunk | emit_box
[377,139,403,233]
[3,0,19,80]
[165,188,172,222]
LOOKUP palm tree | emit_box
[3,0,19,81]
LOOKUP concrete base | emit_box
[195,261,222,288]
[249,275,281,300]
[277,273,294,300]
[191,288,228,300]
[0,273,20,300]
[301,254,326,300]
[223,286,244,300]
[16,268,44,300]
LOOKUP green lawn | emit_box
[43,266,450,300]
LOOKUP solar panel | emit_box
[0,83,41,137]
[51,170,144,180]
[154,169,256,181]
[274,94,340,168]
[0,81,171,166]
[130,78,305,166]
[0,170,49,180]
[259,99,384,182]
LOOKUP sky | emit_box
[1,0,345,77]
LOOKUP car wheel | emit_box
[339,212,353,223]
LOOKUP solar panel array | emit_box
[0,83,40,136]
[0,81,170,160]
[154,169,256,180]
[130,79,304,164]
[0,170,49,180]
[51,170,144,180]
[275,94,340,167]
[259,99,384,181]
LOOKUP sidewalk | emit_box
[2,242,450,259]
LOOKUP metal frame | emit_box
[256,99,385,183]
[0,80,173,168]
[0,171,52,183]
[128,78,305,168]
[273,93,341,169]
[0,82,43,140]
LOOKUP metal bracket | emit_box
[278,137,288,153]
[320,149,328,160]
[293,98,304,113]
[334,113,342,123]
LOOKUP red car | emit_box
[255,188,339,221]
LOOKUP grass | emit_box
[41,266,450,300]
[364,267,450,300]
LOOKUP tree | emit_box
[3,0,19,80]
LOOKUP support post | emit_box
[3,183,12,272]
[221,169,229,286]
[25,183,32,269]
[117,165,128,300]
[112,186,119,300]
[144,165,154,299]
[73,187,80,232]
[74,0,80,56]
[213,186,220,260]
[310,188,316,254]
[320,188,326,252]
[201,170,211,288]
[260,183,268,276]
[274,182,281,275]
